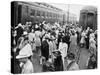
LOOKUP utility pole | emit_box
[67,4,70,24]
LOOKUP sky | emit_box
[49,3,85,20]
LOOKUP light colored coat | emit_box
[59,42,68,58]
[21,60,34,74]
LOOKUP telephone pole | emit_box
[67,4,70,24]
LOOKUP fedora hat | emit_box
[52,50,61,56]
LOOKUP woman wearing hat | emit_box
[16,43,34,74]
[68,31,78,57]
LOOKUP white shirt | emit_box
[28,32,35,42]
[59,42,68,57]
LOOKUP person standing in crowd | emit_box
[13,30,17,47]
[41,35,50,61]
[16,42,34,74]
[34,28,41,56]
[52,50,63,71]
[86,54,97,69]
[57,31,63,48]
[80,30,86,47]
[24,22,30,33]
[63,32,70,50]
[76,30,80,45]
[58,37,68,70]
[69,30,77,57]
[85,27,91,49]
[28,29,36,52]
[66,53,79,71]
[48,37,54,62]
[15,23,24,44]
[51,35,57,52]
[89,32,96,56]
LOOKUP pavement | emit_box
[78,47,91,69]
[31,52,43,73]
[31,46,91,72]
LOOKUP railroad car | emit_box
[11,1,65,27]
[79,6,97,30]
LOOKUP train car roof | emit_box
[80,6,97,14]
[16,1,63,12]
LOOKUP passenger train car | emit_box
[11,1,67,27]
[79,6,97,30]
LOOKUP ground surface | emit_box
[31,46,91,72]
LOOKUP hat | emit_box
[35,24,39,28]
[51,36,56,40]
[16,44,33,59]
[45,34,50,39]
[18,23,22,27]
[67,53,75,60]
[23,31,28,35]
[52,50,61,56]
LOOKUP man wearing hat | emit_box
[66,53,79,70]
[52,50,63,71]
[41,34,50,61]
[16,43,34,73]
[15,23,24,44]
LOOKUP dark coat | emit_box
[53,55,63,71]
[16,27,23,42]
[87,59,97,69]
[41,40,49,61]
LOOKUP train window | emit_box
[57,14,58,18]
[52,13,54,18]
[48,13,51,18]
[36,10,41,16]
[54,14,56,18]
[42,12,45,17]
[56,14,58,18]
[45,12,47,18]
[30,9,35,16]
[18,5,22,23]
[47,12,49,17]
[56,14,57,18]
[51,13,53,18]
[49,12,51,18]
[58,15,60,18]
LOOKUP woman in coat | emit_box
[58,37,68,70]
[69,31,77,57]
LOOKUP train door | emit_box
[11,2,18,27]
[87,13,94,29]
[18,5,22,24]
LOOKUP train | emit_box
[79,6,97,30]
[11,1,67,27]
[11,1,78,27]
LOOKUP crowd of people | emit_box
[11,21,97,74]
